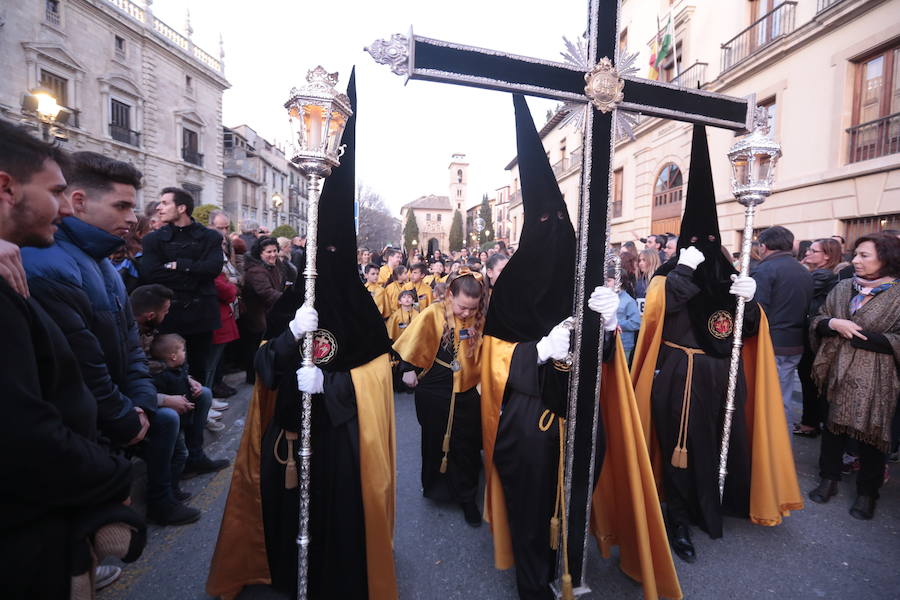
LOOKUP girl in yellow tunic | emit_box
[383,265,409,317]
[393,269,485,526]
[386,289,420,341]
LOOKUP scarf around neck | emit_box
[850,276,898,314]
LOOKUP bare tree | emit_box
[356,184,401,252]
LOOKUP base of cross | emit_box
[550,580,591,599]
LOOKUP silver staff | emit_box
[718,107,782,499]
[284,67,353,600]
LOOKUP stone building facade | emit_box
[400,153,470,254]
[223,124,308,234]
[504,0,900,251]
[0,0,229,210]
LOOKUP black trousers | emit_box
[819,428,886,498]
[183,330,213,386]
[797,348,824,429]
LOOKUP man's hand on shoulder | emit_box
[0,239,29,297]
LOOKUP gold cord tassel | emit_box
[439,387,458,474]
[671,446,688,469]
[440,433,451,473]
[663,341,702,470]
[562,574,574,600]
[549,517,560,551]
[284,431,299,490]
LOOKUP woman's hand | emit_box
[402,371,418,388]
[828,318,867,340]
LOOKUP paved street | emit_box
[104,377,899,600]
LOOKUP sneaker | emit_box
[173,486,192,502]
[181,454,230,479]
[208,409,223,420]
[212,382,237,398]
[95,565,122,590]
[211,399,230,411]
[147,500,201,526]
[206,419,226,433]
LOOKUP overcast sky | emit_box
[152,0,588,215]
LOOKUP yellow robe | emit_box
[386,307,420,341]
[631,275,803,527]
[365,281,389,319]
[423,274,447,288]
[393,302,481,393]
[480,335,682,600]
[403,280,434,310]
[383,281,405,320]
[377,265,393,286]
[206,352,398,600]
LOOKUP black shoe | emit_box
[461,501,482,527]
[212,382,237,398]
[181,455,230,479]
[147,501,201,526]
[669,523,696,563]
[173,487,192,502]
[849,495,876,520]
[808,479,838,504]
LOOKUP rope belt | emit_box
[663,340,705,470]
[541,410,573,600]
[433,357,458,473]
[274,429,299,489]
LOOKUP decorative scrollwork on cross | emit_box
[364,34,410,76]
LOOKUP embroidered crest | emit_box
[458,328,471,340]
[707,310,734,339]
[304,329,337,365]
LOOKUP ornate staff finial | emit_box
[365,33,409,76]
[184,9,193,39]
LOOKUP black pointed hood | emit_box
[304,68,392,371]
[657,124,738,357]
[485,95,576,342]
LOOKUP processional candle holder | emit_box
[718,107,781,499]
[283,66,352,600]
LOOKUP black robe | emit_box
[405,340,482,505]
[651,265,760,538]
[256,329,368,599]
[493,337,612,600]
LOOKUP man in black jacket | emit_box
[0,120,142,598]
[752,225,814,422]
[142,187,224,385]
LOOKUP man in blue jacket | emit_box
[22,152,201,525]
[752,225,814,423]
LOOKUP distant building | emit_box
[504,0,900,251]
[0,0,230,210]
[400,153,470,254]
[223,125,308,233]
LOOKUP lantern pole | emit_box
[284,67,352,600]
[718,107,781,500]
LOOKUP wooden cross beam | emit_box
[367,1,754,594]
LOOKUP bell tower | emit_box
[448,153,468,212]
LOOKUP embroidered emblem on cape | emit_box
[304,329,337,365]
[708,310,734,339]
[458,328,471,340]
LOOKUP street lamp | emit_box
[272,192,284,226]
[284,66,352,600]
[21,88,72,141]
[718,107,782,500]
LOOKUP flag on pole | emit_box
[648,37,660,80]
[649,14,675,81]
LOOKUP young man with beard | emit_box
[22,152,201,526]
[0,120,143,597]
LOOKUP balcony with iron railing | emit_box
[551,147,583,179]
[816,0,846,13]
[182,148,204,167]
[847,113,900,164]
[721,2,797,73]
[110,123,140,147]
[670,62,709,89]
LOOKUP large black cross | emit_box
[367,1,753,594]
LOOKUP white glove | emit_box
[536,317,574,364]
[296,366,324,394]
[289,305,318,340]
[402,371,418,388]
[729,274,757,301]
[677,246,705,270]
[588,285,620,331]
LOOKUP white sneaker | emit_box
[95,564,122,590]
[208,409,223,420]
[206,419,226,432]
[211,399,230,411]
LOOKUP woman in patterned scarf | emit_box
[808,232,900,520]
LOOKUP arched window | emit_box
[457,169,463,183]
[653,163,683,207]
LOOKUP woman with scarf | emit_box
[808,232,900,520]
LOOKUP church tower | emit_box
[448,153,468,212]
